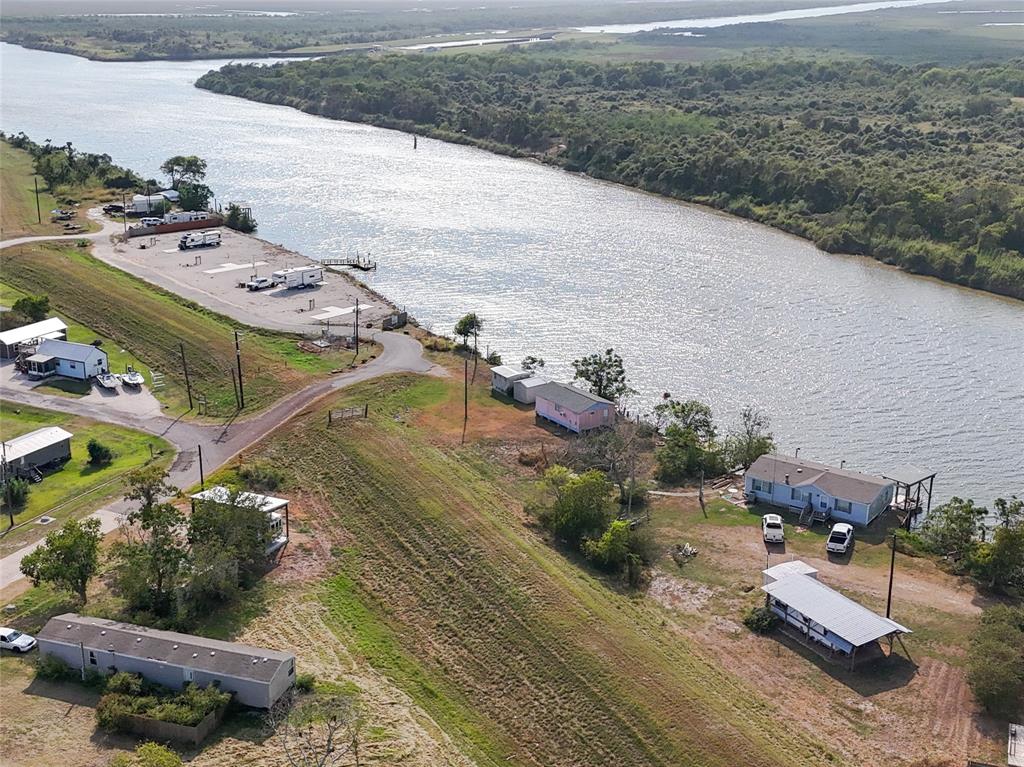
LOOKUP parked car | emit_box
[102,203,124,214]
[246,277,273,291]
[826,523,854,554]
[0,627,37,653]
[761,513,785,543]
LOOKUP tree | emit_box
[582,519,631,570]
[724,406,775,470]
[87,438,113,466]
[160,155,207,189]
[113,502,189,617]
[568,421,645,507]
[652,397,715,443]
[537,467,614,547]
[571,348,634,403]
[123,466,176,516]
[967,605,1024,717]
[521,355,545,372]
[189,491,272,587]
[177,182,213,212]
[656,424,724,484]
[266,691,366,767]
[919,497,986,565]
[973,523,1024,594]
[224,203,257,233]
[11,294,50,322]
[454,312,483,352]
[20,517,102,603]
[993,496,1023,528]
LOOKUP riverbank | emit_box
[196,54,1024,302]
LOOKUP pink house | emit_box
[534,382,615,434]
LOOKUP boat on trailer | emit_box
[122,367,145,387]
[96,373,121,389]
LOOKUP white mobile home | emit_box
[745,454,894,527]
[490,366,530,396]
[190,485,289,555]
[0,426,73,482]
[25,339,108,381]
[37,614,295,709]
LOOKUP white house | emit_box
[25,339,108,381]
[513,376,549,404]
[164,210,210,225]
[490,366,531,396]
[126,194,167,214]
[745,454,894,527]
[190,486,289,556]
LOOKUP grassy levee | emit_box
[248,373,840,767]
[1,241,356,416]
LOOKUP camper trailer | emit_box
[271,267,323,289]
[178,230,222,250]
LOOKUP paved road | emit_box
[0,213,121,250]
[0,330,440,589]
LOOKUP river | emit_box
[1,42,1021,508]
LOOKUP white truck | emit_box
[272,266,324,289]
[178,229,222,250]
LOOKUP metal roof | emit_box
[37,339,106,364]
[0,317,67,347]
[1,427,73,463]
[747,454,891,504]
[191,485,290,514]
[881,465,937,485]
[1009,723,1023,767]
[534,382,614,411]
[763,560,818,581]
[762,573,910,647]
[39,614,293,683]
[515,376,550,389]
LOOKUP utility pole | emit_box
[198,444,205,489]
[354,299,360,355]
[180,342,193,410]
[33,176,41,223]
[234,330,245,409]
[122,191,127,236]
[886,531,897,618]
[231,367,240,410]
[461,357,468,445]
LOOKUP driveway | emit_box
[0,330,440,589]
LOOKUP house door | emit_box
[183,668,194,683]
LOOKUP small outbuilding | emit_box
[25,339,108,381]
[0,426,73,482]
[490,366,531,397]
[37,613,296,709]
[745,454,894,527]
[762,570,911,669]
[1009,722,1023,767]
[190,485,289,555]
[158,189,181,203]
[513,375,549,404]
[534,382,615,434]
[0,317,68,358]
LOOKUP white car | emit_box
[761,513,785,543]
[0,627,37,653]
[826,523,854,554]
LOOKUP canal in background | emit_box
[1,42,1021,507]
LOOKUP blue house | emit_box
[744,454,894,527]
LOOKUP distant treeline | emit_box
[197,54,1024,299]
[2,132,146,192]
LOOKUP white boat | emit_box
[96,373,121,390]
[121,367,145,387]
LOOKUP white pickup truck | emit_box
[761,513,785,543]
[826,523,854,554]
[246,276,273,291]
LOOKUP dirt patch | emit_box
[647,573,715,613]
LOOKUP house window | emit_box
[68,362,77,369]
[288,660,295,676]
[752,479,772,493]
[836,499,852,513]
[89,651,97,666]
[791,488,809,503]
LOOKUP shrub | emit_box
[3,477,30,508]
[294,671,316,693]
[87,438,114,466]
[967,605,1024,717]
[238,462,285,492]
[35,654,73,681]
[106,671,145,695]
[743,605,778,634]
[108,742,182,767]
[423,336,454,352]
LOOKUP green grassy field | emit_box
[0,142,102,239]
[235,372,839,767]
[0,400,173,531]
[1,242,376,416]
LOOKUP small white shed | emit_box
[513,376,550,404]
[491,366,530,396]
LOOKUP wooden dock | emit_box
[321,255,377,271]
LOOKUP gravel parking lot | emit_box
[92,223,391,335]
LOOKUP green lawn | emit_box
[0,400,173,537]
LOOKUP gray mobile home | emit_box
[37,614,296,709]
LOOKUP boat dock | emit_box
[322,255,377,271]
